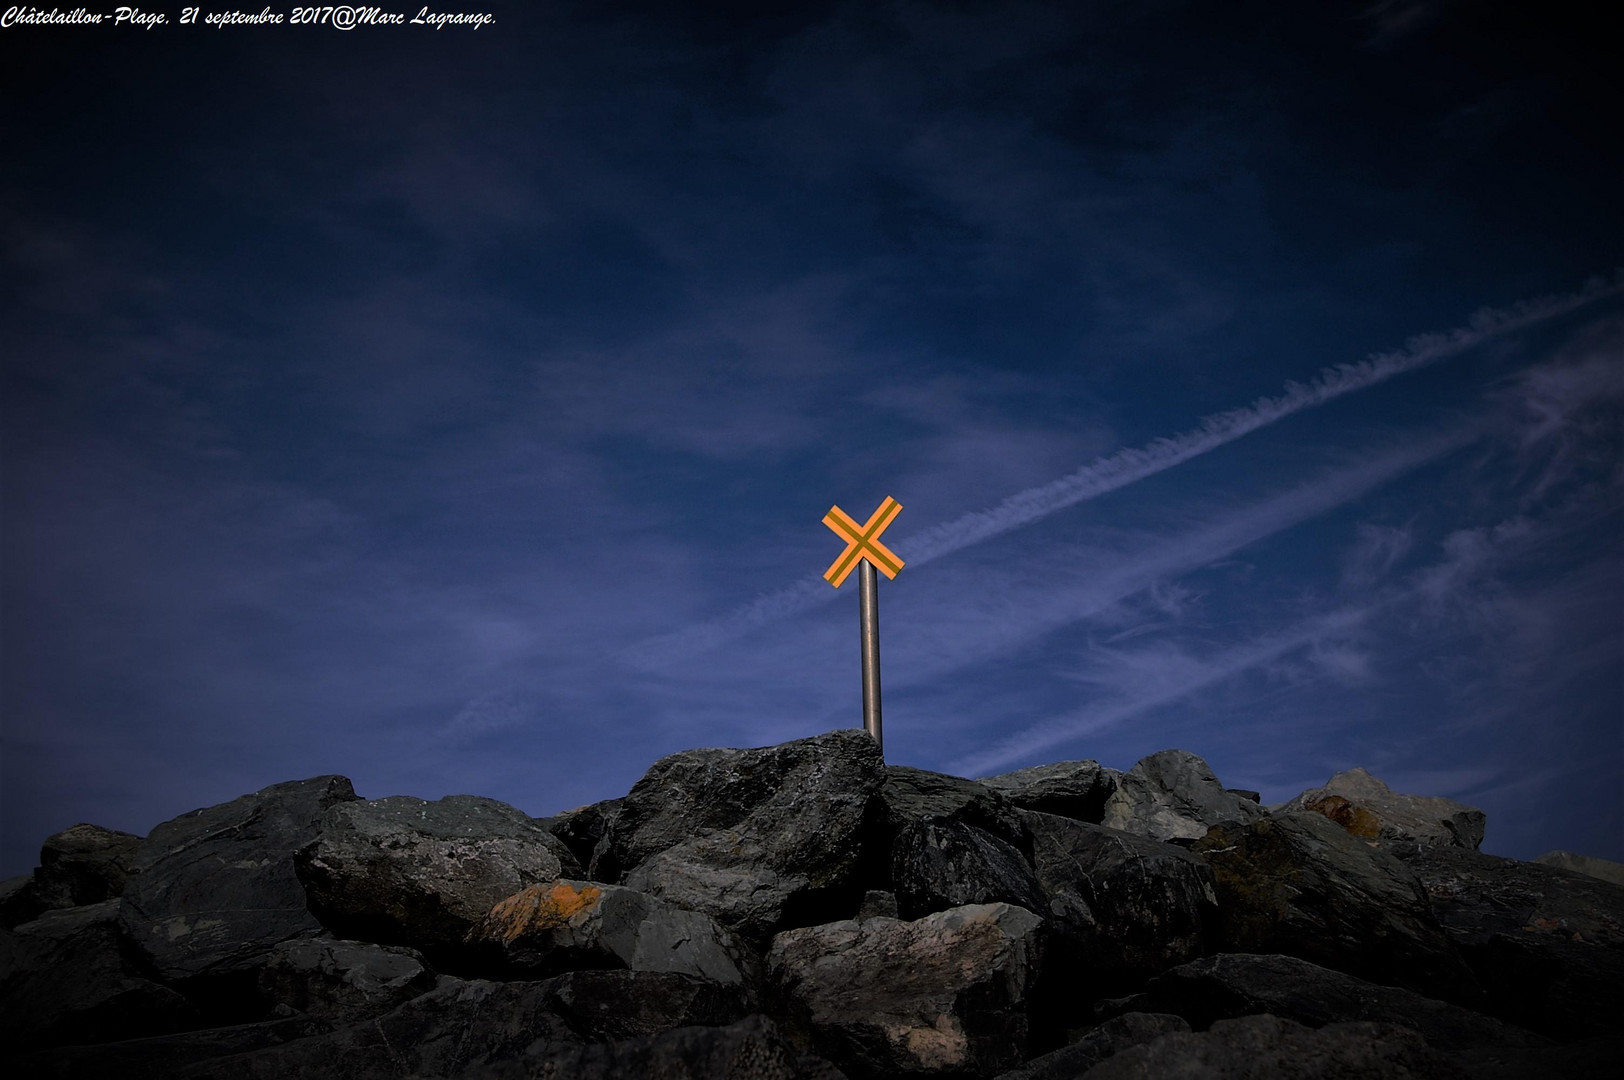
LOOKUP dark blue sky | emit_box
[3,1,1621,879]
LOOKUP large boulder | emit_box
[1390,843,1624,1040]
[1281,767,1486,850]
[1136,953,1547,1053]
[159,977,583,1079]
[877,767,1045,921]
[530,968,751,1042]
[254,936,437,1024]
[294,794,574,955]
[1454,1036,1624,1080]
[1,824,143,928]
[496,1013,850,1080]
[1533,850,1624,887]
[978,760,1117,823]
[1099,750,1263,843]
[158,974,779,1079]
[0,900,198,1053]
[7,1016,333,1080]
[11,970,753,1079]
[990,1012,1190,1080]
[889,818,1045,923]
[592,730,884,881]
[769,903,1044,1078]
[611,730,886,940]
[1021,811,1217,1002]
[462,879,752,988]
[120,775,360,981]
[1191,811,1479,1004]
[1077,1013,1469,1080]
[38,823,142,903]
[878,766,1030,839]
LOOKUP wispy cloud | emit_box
[618,276,1619,671]
[950,605,1374,777]
[882,427,1476,686]
[950,465,1618,778]
[1340,523,1416,593]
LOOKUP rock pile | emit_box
[3,728,1621,1078]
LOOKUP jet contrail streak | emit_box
[904,275,1620,566]
[617,274,1621,671]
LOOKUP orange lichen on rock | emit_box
[1304,794,1382,840]
[480,881,602,943]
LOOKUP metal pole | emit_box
[858,559,883,754]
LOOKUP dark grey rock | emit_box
[1,824,144,930]
[9,974,762,1078]
[879,766,1031,842]
[1394,844,1624,950]
[0,900,198,1053]
[168,976,583,1078]
[5,1016,336,1080]
[891,817,1047,921]
[614,730,886,940]
[40,823,143,904]
[1077,1013,1470,1080]
[1391,843,1624,1040]
[1139,953,1547,1053]
[1192,811,1481,1005]
[494,1013,851,1080]
[992,1012,1190,1080]
[769,902,1044,1078]
[980,760,1118,823]
[255,936,436,1024]
[1456,1034,1624,1080]
[1021,811,1217,1005]
[1281,767,1486,851]
[878,765,1045,921]
[537,968,751,1042]
[1100,750,1264,842]
[592,730,884,883]
[120,776,359,981]
[462,878,752,987]
[1532,849,1624,887]
[295,793,573,954]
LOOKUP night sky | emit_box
[3,1,1621,880]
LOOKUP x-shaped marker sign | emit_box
[823,497,905,588]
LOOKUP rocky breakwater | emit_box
[2,730,1621,1079]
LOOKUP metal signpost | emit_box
[822,497,904,754]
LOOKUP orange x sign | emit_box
[823,497,905,588]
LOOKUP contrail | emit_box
[903,274,1619,565]
[618,273,1622,671]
